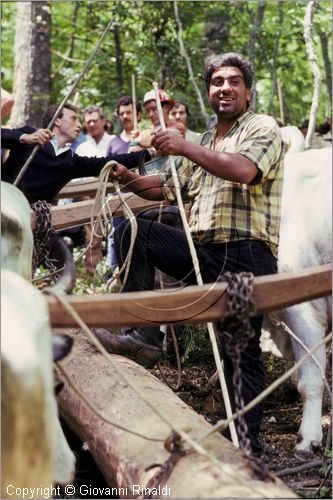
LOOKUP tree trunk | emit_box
[268,0,284,118]
[57,329,296,499]
[68,1,80,63]
[204,4,230,58]
[10,1,51,128]
[318,30,332,103]
[247,0,267,112]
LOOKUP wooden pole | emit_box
[131,74,138,130]
[152,82,239,446]
[277,78,284,125]
[13,18,115,187]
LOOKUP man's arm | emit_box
[108,163,164,201]
[152,130,259,184]
[1,126,52,148]
[1,88,14,119]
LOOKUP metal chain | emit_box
[31,200,60,285]
[143,431,186,498]
[218,271,275,481]
[218,271,256,457]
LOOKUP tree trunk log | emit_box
[10,1,51,128]
[57,330,295,498]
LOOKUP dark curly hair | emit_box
[204,52,254,91]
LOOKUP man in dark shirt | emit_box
[1,103,149,203]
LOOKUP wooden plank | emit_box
[48,264,332,327]
[54,179,114,199]
[51,194,170,230]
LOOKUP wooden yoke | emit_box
[48,264,331,327]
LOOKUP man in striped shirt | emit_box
[94,53,285,453]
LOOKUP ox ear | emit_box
[52,334,73,362]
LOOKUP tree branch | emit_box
[173,0,209,125]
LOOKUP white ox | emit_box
[262,147,332,458]
[1,182,76,497]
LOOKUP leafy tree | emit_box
[1,0,331,129]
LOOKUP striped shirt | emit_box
[160,111,285,257]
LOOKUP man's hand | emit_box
[109,162,132,185]
[152,129,186,156]
[20,129,53,145]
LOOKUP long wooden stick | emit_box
[154,81,239,446]
[131,74,138,130]
[13,18,115,187]
[277,78,284,125]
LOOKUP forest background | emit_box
[1,0,332,134]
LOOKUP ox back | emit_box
[262,147,332,458]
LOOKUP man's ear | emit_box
[54,117,61,128]
[246,88,252,104]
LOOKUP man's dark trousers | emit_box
[115,217,278,449]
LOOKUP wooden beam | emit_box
[54,179,114,200]
[48,264,332,327]
[51,194,170,230]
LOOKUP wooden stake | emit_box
[131,74,138,130]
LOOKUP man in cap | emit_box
[130,88,176,151]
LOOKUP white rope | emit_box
[89,160,138,290]
[153,82,239,447]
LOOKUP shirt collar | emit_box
[210,110,253,144]
[50,136,72,156]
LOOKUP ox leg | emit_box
[283,303,326,458]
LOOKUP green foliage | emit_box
[1,0,332,127]
[178,324,209,364]
[72,249,112,295]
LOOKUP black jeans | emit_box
[115,218,278,446]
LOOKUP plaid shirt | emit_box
[161,111,285,257]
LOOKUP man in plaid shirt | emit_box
[94,53,285,453]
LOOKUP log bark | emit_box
[10,1,51,128]
[57,329,295,498]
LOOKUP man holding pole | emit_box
[93,53,285,453]
[1,103,150,204]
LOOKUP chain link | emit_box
[218,271,274,481]
[218,272,256,456]
[31,200,61,285]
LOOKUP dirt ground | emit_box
[149,344,332,499]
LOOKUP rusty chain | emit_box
[31,200,60,285]
[218,271,274,481]
[143,431,186,498]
